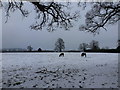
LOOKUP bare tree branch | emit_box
[80,2,120,34]
[2,1,79,31]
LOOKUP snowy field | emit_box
[2,52,118,88]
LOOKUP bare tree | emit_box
[27,45,33,51]
[78,43,88,51]
[89,40,100,50]
[1,0,79,31]
[80,2,120,34]
[55,38,65,52]
[38,48,42,52]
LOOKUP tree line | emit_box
[2,38,120,53]
[54,38,120,53]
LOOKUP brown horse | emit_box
[59,53,64,57]
[81,52,86,57]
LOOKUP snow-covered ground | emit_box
[2,53,118,88]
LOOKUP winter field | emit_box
[2,52,118,88]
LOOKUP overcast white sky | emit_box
[2,2,118,50]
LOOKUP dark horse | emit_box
[59,53,64,57]
[81,52,86,57]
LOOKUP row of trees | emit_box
[27,45,42,52]
[54,38,100,52]
[2,38,120,52]
[78,40,100,51]
[54,38,120,52]
[26,38,65,52]
[5,38,118,52]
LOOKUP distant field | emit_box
[2,53,118,88]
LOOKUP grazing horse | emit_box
[59,53,64,57]
[81,52,86,57]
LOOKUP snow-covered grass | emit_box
[2,52,118,88]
